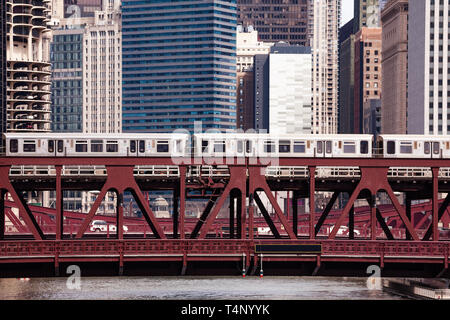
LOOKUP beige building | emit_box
[308,0,340,134]
[236,26,273,130]
[381,0,408,134]
[6,0,52,132]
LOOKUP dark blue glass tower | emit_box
[122,0,237,133]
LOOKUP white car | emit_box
[89,220,128,233]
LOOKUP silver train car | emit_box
[4,133,450,159]
[192,133,373,158]
[4,133,189,157]
[377,135,450,158]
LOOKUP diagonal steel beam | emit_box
[76,186,109,238]
[423,193,450,241]
[376,208,395,240]
[254,192,281,238]
[315,191,340,236]
[190,189,220,239]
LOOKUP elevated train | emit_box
[3,133,450,159]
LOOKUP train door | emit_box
[316,140,332,158]
[48,139,65,156]
[129,140,146,156]
[424,141,441,158]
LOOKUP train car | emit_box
[378,134,450,158]
[193,133,373,158]
[4,133,190,157]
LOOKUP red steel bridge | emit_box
[1,156,450,277]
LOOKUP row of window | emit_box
[200,140,369,155]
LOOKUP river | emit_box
[0,276,404,300]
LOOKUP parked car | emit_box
[89,220,128,233]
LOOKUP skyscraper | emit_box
[122,0,237,133]
[6,0,52,132]
[354,27,382,134]
[253,43,312,134]
[50,0,122,134]
[354,0,381,31]
[0,1,6,145]
[338,19,355,134]
[236,26,273,130]
[309,0,340,134]
[237,0,309,46]
[408,0,449,135]
[381,0,408,134]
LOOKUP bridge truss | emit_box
[0,156,450,277]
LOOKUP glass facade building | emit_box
[50,30,83,132]
[122,0,237,133]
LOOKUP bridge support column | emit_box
[370,195,377,240]
[229,192,235,239]
[55,166,63,240]
[179,166,186,239]
[0,190,5,240]
[432,167,440,241]
[349,205,354,240]
[309,166,316,239]
[405,195,412,240]
[117,192,124,240]
[173,188,179,239]
[292,190,299,237]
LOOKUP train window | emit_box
[293,141,306,153]
[424,142,430,154]
[317,141,323,154]
[130,140,136,153]
[343,141,356,153]
[326,141,332,154]
[264,140,275,153]
[10,139,18,153]
[23,140,36,152]
[387,141,395,154]
[57,140,64,153]
[175,140,182,153]
[91,140,103,152]
[139,140,145,153]
[360,141,369,154]
[48,140,54,153]
[433,142,440,155]
[400,142,413,154]
[106,141,118,153]
[213,141,225,153]
[279,140,291,153]
[75,141,87,152]
[237,140,244,153]
[201,140,209,152]
[246,140,252,153]
[156,140,169,153]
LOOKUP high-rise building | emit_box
[236,26,273,130]
[269,44,312,134]
[50,0,122,134]
[237,0,309,46]
[122,0,237,133]
[6,0,52,133]
[381,0,409,134]
[408,0,449,135]
[1,1,7,146]
[309,0,340,134]
[253,42,311,134]
[354,27,382,134]
[354,0,381,31]
[338,19,355,134]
